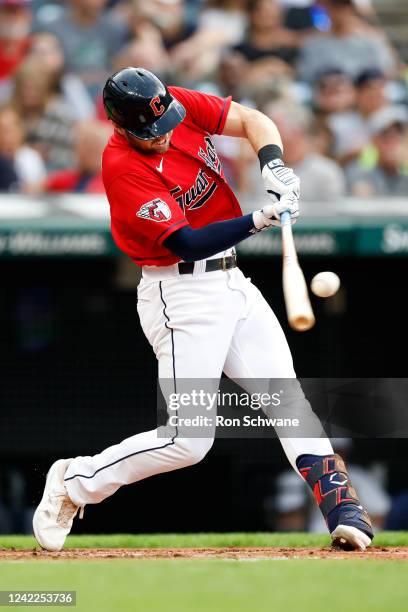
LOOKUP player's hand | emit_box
[253,192,299,230]
[261,159,300,202]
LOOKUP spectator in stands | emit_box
[0,0,32,103]
[114,0,206,84]
[328,68,398,164]
[313,68,356,119]
[12,57,76,170]
[309,116,337,158]
[246,102,346,201]
[210,49,252,101]
[233,0,301,82]
[132,0,196,51]
[168,0,248,82]
[37,120,112,194]
[216,45,295,110]
[0,105,46,192]
[112,41,168,84]
[346,106,408,197]
[297,0,397,83]
[36,0,128,97]
[27,32,95,120]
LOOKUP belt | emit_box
[178,254,237,275]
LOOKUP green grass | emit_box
[0,559,407,612]
[1,533,407,612]
[1,531,408,550]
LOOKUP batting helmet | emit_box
[103,67,186,140]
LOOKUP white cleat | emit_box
[331,525,372,551]
[33,458,84,552]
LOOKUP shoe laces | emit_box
[53,492,85,528]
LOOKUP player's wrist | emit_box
[258,144,284,171]
[252,209,269,230]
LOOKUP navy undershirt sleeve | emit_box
[163,213,256,262]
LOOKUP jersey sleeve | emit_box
[169,86,232,136]
[108,172,189,247]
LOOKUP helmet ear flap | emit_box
[103,78,124,126]
[103,96,124,126]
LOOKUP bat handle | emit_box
[280,210,291,226]
[280,209,297,261]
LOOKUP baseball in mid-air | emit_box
[310,272,340,298]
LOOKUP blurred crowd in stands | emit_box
[0,0,407,200]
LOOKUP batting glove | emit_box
[253,191,299,230]
[262,159,300,202]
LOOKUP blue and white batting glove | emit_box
[262,159,300,202]
[253,191,300,230]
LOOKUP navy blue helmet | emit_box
[103,67,186,140]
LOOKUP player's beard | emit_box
[125,131,173,155]
[152,138,170,153]
[150,134,172,154]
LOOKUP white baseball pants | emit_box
[65,254,333,506]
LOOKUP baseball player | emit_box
[33,68,373,552]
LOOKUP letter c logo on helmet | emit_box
[149,96,165,117]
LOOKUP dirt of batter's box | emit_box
[0,547,407,561]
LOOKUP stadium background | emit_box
[0,0,407,536]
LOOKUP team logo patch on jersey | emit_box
[137,198,171,222]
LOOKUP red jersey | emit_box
[102,87,243,266]
[0,37,30,79]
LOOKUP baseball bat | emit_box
[280,211,315,332]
